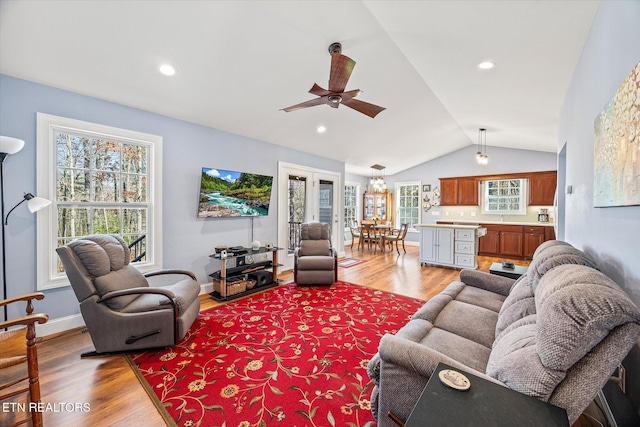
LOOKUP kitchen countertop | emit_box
[436,219,554,227]
[416,223,485,230]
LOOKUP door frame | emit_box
[277,161,341,271]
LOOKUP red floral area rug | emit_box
[127,282,423,427]
[337,258,366,268]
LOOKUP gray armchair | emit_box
[56,234,201,356]
[294,222,337,285]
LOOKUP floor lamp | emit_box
[1,136,52,323]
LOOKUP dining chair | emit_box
[384,223,409,254]
[358,223,372,252]
[349,221,362,249]
[362,223,384,252]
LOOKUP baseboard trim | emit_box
[200,281,213,295]
[37,313,85,337]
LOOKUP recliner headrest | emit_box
[300,222,330,241]
[68,234,130,277]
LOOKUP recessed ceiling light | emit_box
[478,61,495,70]
[317,125,327,133]
[159,64,176,76]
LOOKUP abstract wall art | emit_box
[593,61,640,207]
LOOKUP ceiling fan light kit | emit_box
[281,42,385,118]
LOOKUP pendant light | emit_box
[369,164,387,193]
[475,128,489,165]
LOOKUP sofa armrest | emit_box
[377,334,505,386]
[459,269,516,297]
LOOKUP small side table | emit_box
[404,363,569,426]
[489,262,528,280]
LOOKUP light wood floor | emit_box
[3,244,521,426]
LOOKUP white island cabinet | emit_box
[417,224,486,269]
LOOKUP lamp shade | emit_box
[26,195,52,213]
[0,136,25,155]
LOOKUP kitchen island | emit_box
[435,220,556,259]
[416,224,486,269]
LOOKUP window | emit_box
[36,113,163,290]
[395,182,420,230]
[481,178,527,214]
[287,175,306,254]
[344,184,358,228]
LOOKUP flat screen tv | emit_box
[198,167,273,218]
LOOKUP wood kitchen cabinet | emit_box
[439,179,458,206]
[458,178,479,205]
[545,226,556,241]
[363,192,392,222]
[523,226,546,258]
[478,224,523,258]
[439,171,556,207]
[439,177,478,206]
[479,223,554,259]
[499,227,524,257]
[478,227,500,255]
[529,172,557,205]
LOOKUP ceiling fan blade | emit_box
[309,83,331,97]
[328,54,355,93]
[281,96,328,113]
[338,89,362,103]
[342,98,386,118]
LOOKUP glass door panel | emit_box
[318,180,333,225]
[287,175,306,255]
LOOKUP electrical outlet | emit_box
[470,212,476,217]
[445,211,450,216]
[458,211,464,216]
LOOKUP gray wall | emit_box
[557,0,640,419]
[558,1,640,306]
[0,75,344,322]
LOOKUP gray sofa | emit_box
[367,241,640,425]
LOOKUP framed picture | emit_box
[423,184,431,192]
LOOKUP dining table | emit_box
[370,223,394,252]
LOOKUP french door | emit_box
[278,162,340,271]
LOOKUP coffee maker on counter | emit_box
[537,208,550,223]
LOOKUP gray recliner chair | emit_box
[56,234,201,356]
[294,222,337,285]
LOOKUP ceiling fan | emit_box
[281,42,386,118]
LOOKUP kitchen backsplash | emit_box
[427,205,554,224]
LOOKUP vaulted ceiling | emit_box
[0,1,599,176]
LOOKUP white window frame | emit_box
[344,182,360,229]
[480,178,527,215]
[394,181,421,232]
[36,113,163,290]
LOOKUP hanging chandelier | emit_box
[369,164,387,193]
[475,128,489,165]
